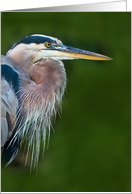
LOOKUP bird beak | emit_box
[54,44,112,61]
[34,44,112,63]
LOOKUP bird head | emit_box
[7,34,111,66]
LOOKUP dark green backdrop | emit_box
[1,12,131,192]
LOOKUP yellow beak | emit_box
[55,44,112,61]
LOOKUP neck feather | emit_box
[17,59,66,169]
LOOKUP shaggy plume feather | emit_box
[14,59,66,170]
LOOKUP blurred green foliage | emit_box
[1,12,131,192]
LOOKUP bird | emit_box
[1,34,111,169]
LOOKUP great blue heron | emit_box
[1,34,111,169]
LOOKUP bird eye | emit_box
[46,42,51,48]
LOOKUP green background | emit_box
[1,12,131,192]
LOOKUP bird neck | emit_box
[20,59,66,126]
[19,58,66,106]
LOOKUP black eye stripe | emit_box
[10,36,57,49]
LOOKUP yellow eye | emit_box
[46,42,51,48]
